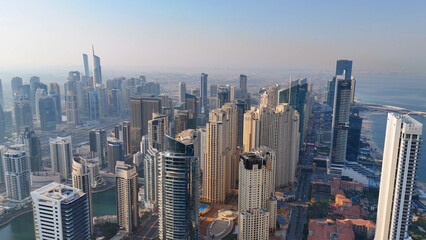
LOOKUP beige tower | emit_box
[260,84,278,109]
[242,104,300,188]
[115,161,138,232]
[238,147,277,240]
[202,103,238,203]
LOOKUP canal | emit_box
[0,187,117,240]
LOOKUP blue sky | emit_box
[1,1,425,73]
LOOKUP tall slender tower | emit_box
[200,73,208,112]
[49,83,62,123]
[107,138,124,173]
[328,60,353,177]
[72,155,93,236]
[123,121,131,155]
[83,53,90,77]
[31,183,90,240]
[115,161,138,233]
[148,113,168,151]
[0,79,4,107]
[238,147,277,239]
[0,104,5,140]
[92,46,102,85]
[89,129,107,166]
[49,136,73,180]
[239,74,247,97]
[22,128,42,172]
[375,114,422,240]
[158,135,199,239]
[179,82,186,104]
[3,149,30,202]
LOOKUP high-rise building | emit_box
[31,182,90,240]
[202,103,238,203]
[240,74,248,97]
[238,147,277,239]
[346,108,362,162]
[0,146,6,184]
[217,86,230,108]
[22,128,42,172]
[89,129,107,166]
[243,105,300,188]
[49,83,62,123]
[123,121,131,155]
[0,79,4,107]
[93,47,102,84]
[3,149,30,202]
[210,84,218,98]
[0,104,5,140]
[235,99,250,148]
[50,136,73,180]
[38,95,57,131]
[326,60,353,109]
[144,146,159,205]
[83,53,90,77]
[158,135,199,239]
[107,138,124,173]
[130,95,161,153]
[14,95,33,134]
[148,113,168,152]
[88,91,100,120]
[200,73,208,112]
[179,82,186,104]
[11,77,23,95]
[260,84,278,109]
[115,161,138,233]
[328,60,353,177]
[174,110,189,137]
[375,114,422,240]
[66,90,80,124]
[72,155,93,235]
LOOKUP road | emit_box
[134,215,159,240]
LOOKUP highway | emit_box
[134,215,159,240]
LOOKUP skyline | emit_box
[1,1,426,74]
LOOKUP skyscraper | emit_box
[89,129,107,166]
[38,95,57,131]
[238,147,277,239]
[49,83,62,123]
[123,121,131,155]
[83,53,90,77]
[210,84,218,98]
[158,135,199,239]
[22,128,42,172]
[346,108,362,162]
[144,146,159,205]
[148,113,168,151]
[240,74,248,97]
[66,90,80,124]
[31,183,90,240]
[130,95,161,153]
[200,73,208,112]
[0,104,5,140]
[375,114,422,240]
[50,136,73,180]
[72,155,93,235]
[14,95,33,134]
[0,79,4,107]
[217,86,230,108]
[202,103,238,203]
[243,104,300,188]
[115,161,138,233]
[93,47,102,84]
[11,77,23,95]
[328,60,353,177]
[107,138,124,173]
[179,82,186,104]
[3,149,30,202]
[88,91,100,120]
[260,84,278,109]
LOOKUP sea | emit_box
[355,73,426,182]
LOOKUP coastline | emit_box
[0,207,32,228]
[359,109,383,161]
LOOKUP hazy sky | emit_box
[1,1,426,73]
